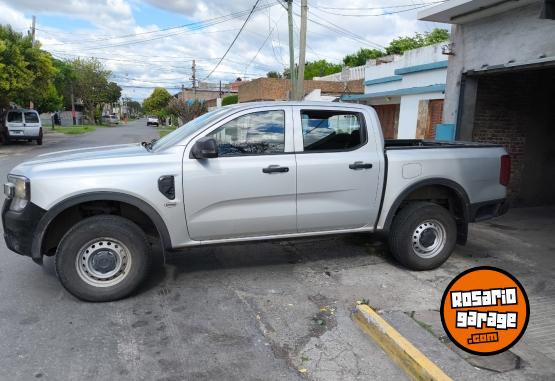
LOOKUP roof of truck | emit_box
[222,101,371,111]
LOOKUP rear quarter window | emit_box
[24,112,39,123]
[7,112,22,123]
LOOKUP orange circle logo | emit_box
[440,267,529,356]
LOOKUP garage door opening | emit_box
[465,66,555,207]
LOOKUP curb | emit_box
[352,304,452,381]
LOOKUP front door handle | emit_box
[349,161,373,170]
[262,165,289,174]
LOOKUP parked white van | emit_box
[1,109,43,145]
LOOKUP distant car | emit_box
[1,108,43,145]
[147,116,159,126]
[102,114,119,125]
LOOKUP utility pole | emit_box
[70,83,76,125]
[30,16,36,109]
[31,16,36,45]
[286,0,296,100]
[296,0,308,100]
[191,60,197,100]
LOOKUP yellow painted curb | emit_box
[353,304,453,381]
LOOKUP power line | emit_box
[313,3,445,17]
[39,2,279,47]
[312,1,446,11]
[204,0,262,80]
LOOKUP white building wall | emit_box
[398,92,446,138]
[362,43,448,138]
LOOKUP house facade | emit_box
[419,0,555,206]
[342,44,448,140]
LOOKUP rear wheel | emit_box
[55,215,151,302]
[36,129,43,145]
[388,202,457,270]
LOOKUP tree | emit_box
[222,94,238,106]
[52,58,76,110]
[126,100,142,116]
[167,98,207,124]
[143,87,172,118]
[385,28,449,55]
[0,25,59,111]
[104,82,122,104]
[304,60,342,79]
[266,71,283,79]
[70,58,115,123]
[343,48,384,67]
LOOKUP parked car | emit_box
[1,108,43,145]
[2,102,510,301]
[147,115,159,126]
[102,114,119,125]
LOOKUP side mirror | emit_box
[191,137,218,159]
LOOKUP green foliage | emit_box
[266,71,282,79]
[143,87,172,118]
[343,48,384,67]
[385,28,450,55]
[167,98,208,124]
[126,100,142,116]
[0,25,59,111]
[35,82,63,112]
[304,60,343,79]
[222,94,238,106]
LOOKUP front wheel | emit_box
[55,215,151,302]
[388,202,457,270]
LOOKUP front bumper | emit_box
[2,199,46,257]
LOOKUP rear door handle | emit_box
[263,165,289,174]
[349,161,373,170]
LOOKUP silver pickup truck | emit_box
[2,102,510,301]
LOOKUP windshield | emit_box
[151,107,231,152]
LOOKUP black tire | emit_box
[388,202,457,271]
[55,215,151,302]
[36,129,43,145]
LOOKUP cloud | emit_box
[0,0,446,100]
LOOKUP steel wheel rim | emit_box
[75,238,132,287]
[411,219,446,259]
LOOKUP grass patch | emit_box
[159,128,176,138]
[54,125,97,135]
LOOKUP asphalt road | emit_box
[1,118,554,381]
[0,119,369,381]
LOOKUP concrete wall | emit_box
[443,2,555,125]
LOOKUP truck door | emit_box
[293,106,382,232]
[182,106,297,241]
[6,111,24,137]
[23,111,41,136]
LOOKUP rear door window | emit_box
[24,112,39,123]
[301,110,366,152]
[7,111,22,123]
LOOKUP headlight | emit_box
[6,175,30,212]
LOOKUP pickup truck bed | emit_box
[384,139,501,149]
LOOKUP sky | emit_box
[0,0,447,101]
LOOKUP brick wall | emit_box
[472,75,528,200]
[471,69,555,205]
[238,78,363,102]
